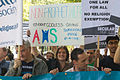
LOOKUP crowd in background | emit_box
[0,35,120,79]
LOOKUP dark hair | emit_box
[47,59,60,72]
[56,46,69,61]
[106,35,119,44]
[2,47,7,52]
[7,49,14,61]
[71,48,84,61]
[7,53,14,61]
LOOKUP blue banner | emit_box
[0,71,120,80]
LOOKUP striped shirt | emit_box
[21,60,34,76]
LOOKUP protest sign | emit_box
[82,0,116,35]
[0,0,22,47]
[109,0,120,26]
[29,3,84,46]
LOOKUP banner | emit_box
[0,0,23,47]
[82,0,116,35]
[1,71,120,80]
[29,3,84,46]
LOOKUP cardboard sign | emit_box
[29,3,84,46]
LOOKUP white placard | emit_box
[29,3,84,46]
[82,0,116,35]
[0,0,22,47]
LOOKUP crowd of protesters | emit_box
[0,35,120,79]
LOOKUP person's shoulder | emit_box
[103,56,112,61]
[34,57,43,62]
[65,67,74,72]
[104,56,110,58]
[66,62,72,65]
[5,60,10,63]
[100,56,110,62]
[47,58,59,64]
[34,57,46,65]
[2,60,10,67]
[87,66,98,71]
[65,62,73,69]
[37,54,46,61]
[5,60,10,65]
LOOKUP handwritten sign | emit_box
[29,3,84,46]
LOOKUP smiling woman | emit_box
[48,46,73,74]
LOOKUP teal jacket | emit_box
[5,56,48,76]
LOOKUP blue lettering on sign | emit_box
[0,0,17,17]
[42,30,49,43]
[0,0,16,7]
[0,0,5,7]
[0,6,17,17]
[0,40,15,45]
[0,23,18,32]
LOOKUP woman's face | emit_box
[57,48,67,61]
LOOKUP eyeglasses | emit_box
[87,52,94,54]
[108,41,118,45]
